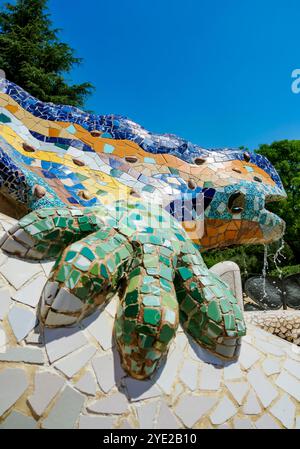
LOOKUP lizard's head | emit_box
[179,149,286,250]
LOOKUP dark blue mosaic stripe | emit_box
[2,80,283,189]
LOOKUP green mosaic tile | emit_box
[207,322,223,338]
[95,246,106,259]
[207,301,222,323]
[66,270,81,289]
[125,290,138,305]
[224,313,236,331]
[140,334,155,348]
[220,297,232,314]
[48,244,63,257]
[181,295,196,314]
[65,250,77,263]
[100,264,109,279]
[124,319,136,333]
[199,335,214,347]
[233,304,243,320]
[160,278,172,292]
[125,304,139,318]
[106,257,116,274]
[74,255,91,272]
[159,325,175,343]
[178,267,193,281]
[81,247,96,261]
[143,309,161,326]
[74,286,89,301]
[160,265,173,281]
[142,296,161,307]
[53,217,67,228]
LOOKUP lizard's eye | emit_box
[228,192,245,214]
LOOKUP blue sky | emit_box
[42,1,300,148]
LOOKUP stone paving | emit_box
[0,212,300,429]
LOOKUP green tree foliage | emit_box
[0,0,94,107]
[203,140,300,277]
[257,140,300,264]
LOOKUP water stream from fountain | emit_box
[262,244,269,299]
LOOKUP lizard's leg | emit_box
[39,227,134,326]
[114,242,179,380]
[0,207,104,260]
[175,240,246,360]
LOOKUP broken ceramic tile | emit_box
[87,392,128,415]
[54,345,97,378]
[0,411,38,429]
[0,368,28,416]
[174,394,218,427]
[0,347,44,364]
[12,275,46,308]
[8,305,37,341]
[74,372,97,396]
[28,371,65,416]
[41,385,85,429]
[44,327,88,363]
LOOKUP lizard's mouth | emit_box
[197,186,287,251]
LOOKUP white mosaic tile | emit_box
[28,371,65,417]
[270,394,296,429]
[275,370,300,401]
[136,401,159,429]
[156,401,180,429]
[0,346,44,364]
[174,394,218,428]
[105,297,118,318]
[155,345,183,394]
[119,418,134,429]
[198,364,222,390]
[87,392,128,415]
[54,345,97,378]
[0,368,28,416]
[0,322,6,349]
[41,261,55,277]
[233,417,254,429]
[0,411,38,429]
[179,359,198,391]
[84,310,114,350]
[92,353,119,394]
[239,342,262,370]
[12,275,46,308]
[223,362,243,380]
[0,287,11,319]
[124,377,161,402]
[0,258,41,289]
[262,359,281,376]
[247,367,278,407]
[44,327,88,363]
[74,372,97,396]
[51,288,84,313]
[25,330,43,345]
[42,385,85,429]
[8,305,37,341]
[283,359,300,380]
[242,389,262,415]
[78,415,116,429]
[210,395,237,425]
[254,339,285,357]
[255,413,281,429]
[225,381,249,405]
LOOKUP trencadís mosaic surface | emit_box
[0,79,286,379]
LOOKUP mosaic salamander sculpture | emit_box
[0,79,286,379]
